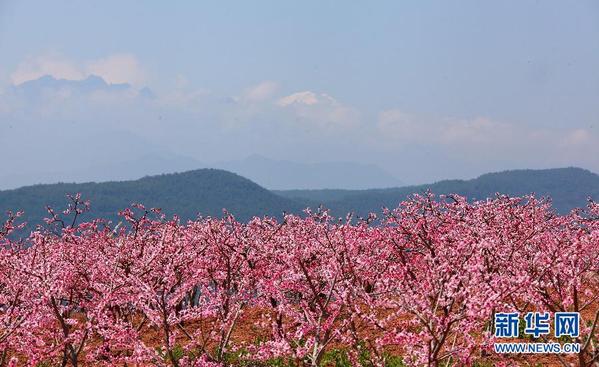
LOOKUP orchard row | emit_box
[0,194,598,367]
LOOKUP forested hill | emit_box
[1,167,598,229]
[0,169,304,226]
[276,167,599,215]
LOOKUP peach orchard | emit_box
[0,194,597,367]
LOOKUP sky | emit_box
[0,0,598,187]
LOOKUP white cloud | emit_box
[376,108,599,174]
[10,54,84,85]
[377,109,420,140]
[561,128,592,146]
[10,53,145,86]
[242,81,278,102]
[377,108,513,145]
[86,54,145,86]
[276,91,339,107]
[276,91,357,129]
[277,91,320,106]
[439,117,506,144]
[2,69,599,182]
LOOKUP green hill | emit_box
[1,167,597,230]
[0,169,304,227]
[276,167,599,215]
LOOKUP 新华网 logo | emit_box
[493,312,581,354]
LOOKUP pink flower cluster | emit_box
[0,194,597,367]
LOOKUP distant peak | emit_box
[15,74,58,87]
[84,74,107,84]
[477,167,596,179]
[36,75,57,82]
[14,74,140,93]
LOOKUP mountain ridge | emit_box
[276,167,599,215]
[0,169,304,225]
[1,167,597,229]
[212,154,404,190]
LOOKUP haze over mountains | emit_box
[0,73,594,215]
[2,75,404,191]
[1,76,597,223]
[1,74,401,193]
[0,149,403,191]
[212,155,403,190]
[5,70,598,194]
[1,167,597,229]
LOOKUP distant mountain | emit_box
[13,75,137,99]
[0,124,205,190]
[65,153,204,184]
[1,75,168,190]
[0,169,304,227]
[1,167,597,231]
[276,167,599,215]
[213,155,404,190]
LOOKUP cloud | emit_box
[86,54,145,86]
[276,91,358,128]
[377,108,513,145]
[10,53,145,86]
[561,128,592,146]
[439,117,507,144]
[242,81,278,102]
[4,62,598,182]
[377,109,420,140]
[276,91,340,107]
[277,91,320,106]
[376,107,599,175]
[10,54,84,85]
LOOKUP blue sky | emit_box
[0,1,598,186]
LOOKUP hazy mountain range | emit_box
[211,155,404,190]
[275,167,599,215]
[0,153,403,192]
[1,167,597,229]
[2,75,402,193]
[2,75,403,191]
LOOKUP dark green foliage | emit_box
[1,167,597,231]
[276,167,599,216]
[0,169,304,228]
